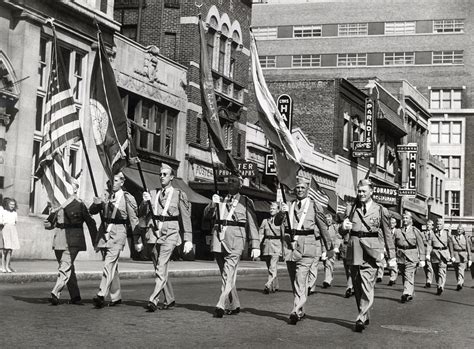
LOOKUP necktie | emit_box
[161,188,166,198]
[362,204,367,215]
[226,195,233,212]
[297,201,302,210]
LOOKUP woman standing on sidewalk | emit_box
[1,198,20,273]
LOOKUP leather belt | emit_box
[285,229,316,236]
[350,231,378,238]
[105,219,128,224]
[454,248,466,252]
[216,220,246,227]
[397,246,416,250]
[57,223,83,229]
[432,246,448,250]
[152,215,179,222]
[264,236,281,240]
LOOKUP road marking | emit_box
[381,325,439,334]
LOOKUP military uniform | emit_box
[394,224,425,300]
[89,189,139,303]
[337,224,354,295]
[448,232,471,288]
[205,193,259,314]
[383,226,399,284]
[421,228,434,286]
[46,196,97,302]
[275,197,331,322]
[344,200,395,325]
[430,228,450,293]
[139,186,192,307]
[259,216,284,293]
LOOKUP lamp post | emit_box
[426,196,434,219]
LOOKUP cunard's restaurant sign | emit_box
[373,185,398,206]
[352,98,374,158]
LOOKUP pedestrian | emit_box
[137,163,193,312]
[386,217,399,286]
[448,224,472,291]
[429,218,450,295]
[89,172,139,308]
[45,179,98,305]
[259,202,284,294]
[394,212,425,303]
[276,177,334,325]
[1,198,20,273]
[337,212,354,298]
[421,220,434,288]
[321,213,339,288]
[341,179,396,332]
[204,175,260,318]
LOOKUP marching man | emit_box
[448,224,472,290]
[430,218,450,295]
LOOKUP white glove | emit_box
[451,257,456,263]
[419,260,426,268]
[183,241,193,254]
[388,258,397,268]
[143,192,151,202]
[468,260,472,267]
[426,254,430,260]
[212,194,221,204]
[93,196,103,205]
[251,248,261,260]
[342,218,352,230]
[134,243,143,252]
[321,251,327,261]
[333,247,339,254]
[280,203,289,212]
[380,253,385,260]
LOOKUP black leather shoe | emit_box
[322,282,331,289]
[69,296,83,305]
[406,295,413,302]
[161,301,175,310]
[344,288,352,298]
[436,287,443,295]
[308,287,316,296]
[288,312,298,325]
[214,307,225,318]
[225,307,240,315]
[376,277,382,283]
[401,294,407,303]
[456,284,463,291]
[354,320,365,332]
[146,302,157,312]
[424,282,431,288]
[93,295,105,308]
[263,287,270,295]
[387,280,395,286]
[50,293,60,306]
[364,319,370,326]
[109,299,122,307]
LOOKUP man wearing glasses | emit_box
[137,163,193,312]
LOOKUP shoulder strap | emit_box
[400,227,416,248]
[356,209,373,232]
[433,231,448,248]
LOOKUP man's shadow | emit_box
[435,298,474,307]
[237,287,292,294]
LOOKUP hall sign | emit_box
[352,98,374,158]
[277,94,293,131]
[397,143,418,198]
[372,185,398,206]
[217,161,257,178]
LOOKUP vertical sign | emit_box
[277,94,293,131]
[352,98,375,158]
[407,150,417,191]
[265,154,277,176]
[397,143,418,197]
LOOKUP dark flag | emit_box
[198,20,239,176]
[89,32,138,179]
[35,26,81,207]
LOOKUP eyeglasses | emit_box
[159,173,168,177]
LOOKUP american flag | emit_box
[337,195,347,214]
[35,29,81,207]
[308,176,329,209]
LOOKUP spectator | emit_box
[1,198,20,273]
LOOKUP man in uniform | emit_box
[448,224,472,290]
[46,179,98,305]
[276,177,333,325]
[430,218,450,295]
[259,202,284,294]
[337,213,354,298]
[394,212,425,303]
[89,172,139,308]
[386,217,399,286]
[138,163,193,311]
[421,220,434,288]
[342,179,396,332]
[204,176,260,318]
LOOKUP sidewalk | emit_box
[0,259,290,284]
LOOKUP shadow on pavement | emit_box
[175,302,215,315]
[237,287,292,294]
[435,299,474,307]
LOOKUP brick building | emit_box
[252,0,470,226]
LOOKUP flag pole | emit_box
[209,146,223,239]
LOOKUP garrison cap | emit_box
[161,163,172,171]
[296,177,310,186]
[357,178,373,188]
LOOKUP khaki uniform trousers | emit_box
[98,247,122,302]
[148,243,176,306]
[288,256,318,318]
[433,261,447,289]
[264,255,280,291]
[350,261,377,323]
[306,256,319,293]
[377,260,398,282]
[453,262,467,286]
[398,261,417,296]
[51,248,80,300]
[323,255,336,285]
[343,258,353,290]
[424,260,433,284]
[215,251,241,311]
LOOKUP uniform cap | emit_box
[357,178,373,188]
[296,177,310,186]
[161,163,172,171]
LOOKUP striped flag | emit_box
[337,195,347,214]
[250,30,302,189]
[308,176,329,209]
[35,28,81,207]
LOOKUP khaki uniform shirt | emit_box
[394,225,425,264]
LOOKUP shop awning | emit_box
[123,167,210,204]
[378,102,407,136]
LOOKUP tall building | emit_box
[252,0,471,227]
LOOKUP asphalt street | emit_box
[1,268,473,348]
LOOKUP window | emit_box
[430,121,462,144]
[164,0,180,9]
[384,52,414,65]
[73,52,84,100]
[223,123,233,150]
[385,21,416,35]
[292,54,321,67]
[122,24,138,41]
[35,96,44,132]
[432,51,463,65]
[376,139,385,168]
[207,29,215,67]
[430,89,462,109]
[430,122,439,143]
[430,174,434,197]
[433,19,464,33]
[252,27,277,40]
[440,155,462,179]
[337,53,367,66]
[196,117,202,144]
[445,190,460,216]
[451,122,461,143]
[439,180,443,202]
[259,55,276,68]
[338,23,368,36]
[218,34,226,74]
[343,112,364,150]
[38,37,47,88]
[293,25,322,38]
[163,32,177,61]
